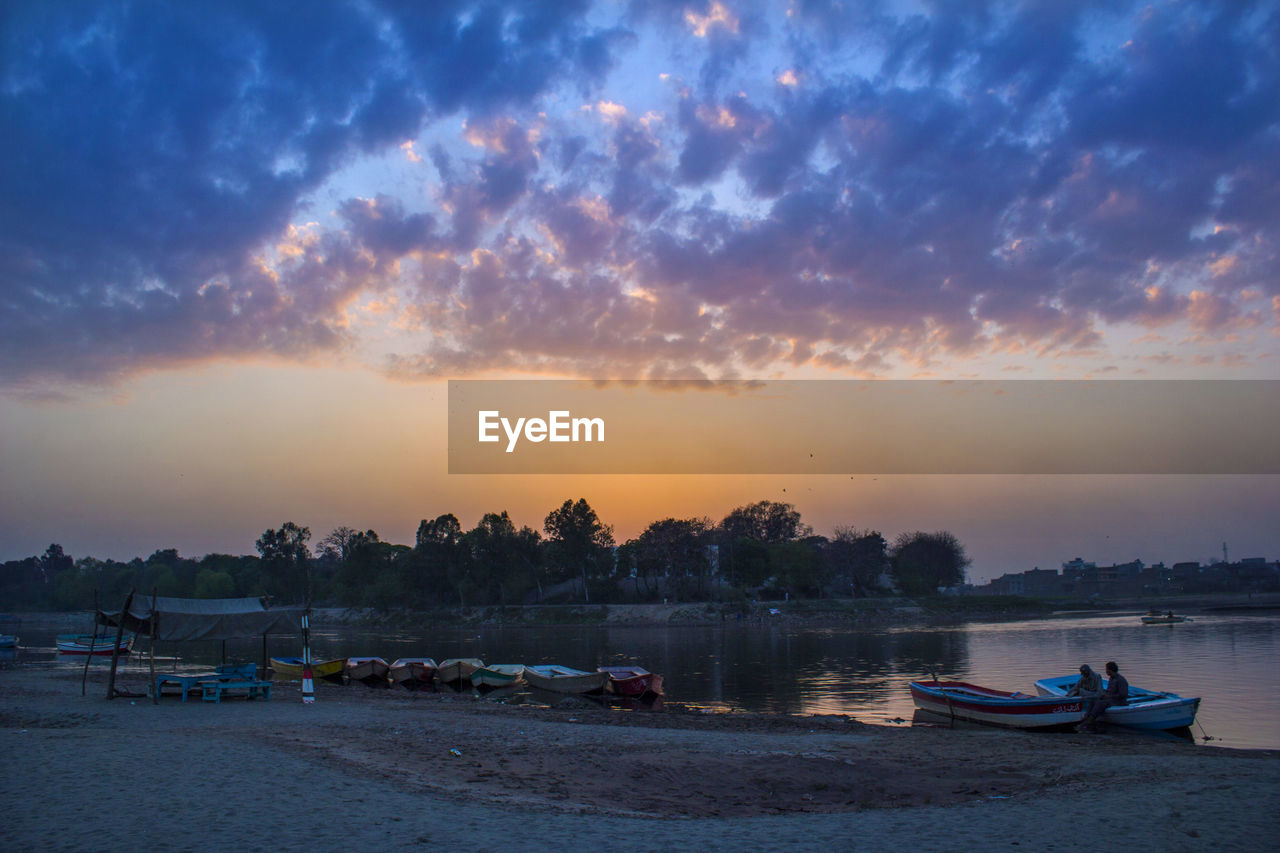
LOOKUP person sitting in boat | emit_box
[1066,664,1102,698]
[1078,661,1128,731]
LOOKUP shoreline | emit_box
[3,666,1278,851]
[315,591,1280,629]
[6,592,1277,632]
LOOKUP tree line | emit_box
[0,499,970,612]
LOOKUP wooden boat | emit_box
[471,663,525,689]
[524,664,609,695]
[598,665,664,697]
[346,656,391,687]
[1034,675,1201,730]
[908,679,1086,729]
[56,633,134,655]
[436,658,484,685]
[389,657,437,690]
[1141,614,1191,624]
[269,656,347,683]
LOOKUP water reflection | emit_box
[10,611,1278,750]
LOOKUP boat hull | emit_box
[270,656,347,683]
[524,665,609,695]
[346,657,391,686]
[56,634,133,655]
[390,658,437,690]
[909,680,1087,729]
[599,666,664,697]
[1141,616,1190,624]
[471,664,525,688]
[1034,676,1201,730]
[437,658,484,685]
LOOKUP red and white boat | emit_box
[598,665,664,697]
[908,679,1086,729]
[56,633,134,656]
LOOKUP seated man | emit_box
[1077,661,1128,731]
[1065,664,1102,698]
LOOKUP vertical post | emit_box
[300,609,315,704]
[106,589,135,700]
[300,560,314,704]
[82,590,98,697]
[148,588,158,704]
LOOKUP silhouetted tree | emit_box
[629,517,714,600]
[255,522,311,603]
[829,527,891,596]
[544,498,614,603]
[890,530,970,596]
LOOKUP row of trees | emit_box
[0,500,970,612]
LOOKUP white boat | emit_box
[345,656,391,686]
[389,657,437,690]
[523,664,608,695]
[1034,675,1201,730]
[436,658,484,685]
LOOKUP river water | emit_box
[7,610,1277,751]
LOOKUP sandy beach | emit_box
[2,665,1277,852]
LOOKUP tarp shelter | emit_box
[97,595,303,641]
[95,595,305,701]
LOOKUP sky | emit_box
[2,1,1278,582]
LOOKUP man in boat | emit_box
[1065,664,1102,698]
[1077,661,1128,732]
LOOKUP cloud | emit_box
[3,1,1278,391]
[0,1,624,388]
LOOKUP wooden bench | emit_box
[199,679,271,703]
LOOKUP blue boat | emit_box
[1034,675,1201,730]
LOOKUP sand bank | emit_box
[2,666,1277,852]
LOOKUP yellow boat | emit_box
[269,656,346,683]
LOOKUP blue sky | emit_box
[2,1,1278,575]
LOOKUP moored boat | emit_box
[56,633,134,655]
[269,656,347,683]
[471,663,525,689]
[436,658,484,685]
[524,664,609,695]
[1141,614,1191,624]
[1034,675,1201,730]
[0,634,17,649]
[390,657,438,690]
[908,679,1087,729]
[346,656,391,687]
[598,665,664,697]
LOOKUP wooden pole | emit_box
[81,590,98,696]
[106,588,135,700]
[148,588,158,705]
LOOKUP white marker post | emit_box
[301,610,315,704]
